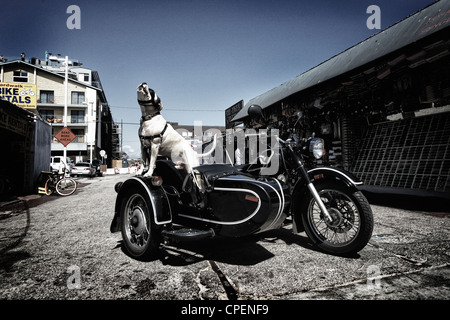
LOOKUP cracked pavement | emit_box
[0,173,449,301]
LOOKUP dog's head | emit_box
[137,82,163,112]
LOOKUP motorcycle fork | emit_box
[297,163,333,222]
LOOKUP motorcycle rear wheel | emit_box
[301,182,373,255]
[120,190,160,260]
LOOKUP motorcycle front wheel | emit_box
[120,190,160,260]
[301,182,373,255]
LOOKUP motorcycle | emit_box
[110,105,373,260]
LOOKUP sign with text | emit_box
[225,100,243,129]
[0,82,37,109]
[0,106,32,137]
[55,127,76,147]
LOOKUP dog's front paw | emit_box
[174,161,186,170]
[143,168,154,178]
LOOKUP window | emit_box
[78,73,89,82]
[71,91,85,104]
[71,128,85,143]
[71,110,85,123]
[13,70,28,82]
[40,109,54,122]
[40,91,54,103]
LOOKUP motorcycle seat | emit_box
[193,164,240,189]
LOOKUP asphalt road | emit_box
[0,173,449,308]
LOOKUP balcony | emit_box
[37,102,88,109]
[51,134,87,151]
[45,116,88,127]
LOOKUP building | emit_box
[0,99,51,196]
[231,1,450,197]
[0,52,119,167]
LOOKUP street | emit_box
[0,173,449,304]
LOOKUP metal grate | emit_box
[350,112,450,193]
[341,116,365,170]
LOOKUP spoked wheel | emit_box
[120,191,160,260]
[55,178,77,196]
[302,183,373,255]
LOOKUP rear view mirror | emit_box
[247,104,263,118]
[247,105,267,126]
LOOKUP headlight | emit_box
[151,176,163,186]
[309,138,325,159]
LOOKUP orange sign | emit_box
[55,127,76,147]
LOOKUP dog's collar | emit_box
[141,112,161,122]
[139,122,168,141]
[138,99,155,106]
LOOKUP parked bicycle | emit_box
[38,167,77,196]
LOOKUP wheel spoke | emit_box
[308,189,361,245]
[124,195,150,249]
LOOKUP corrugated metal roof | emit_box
[232,0,450,122]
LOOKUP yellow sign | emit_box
[0,82,37,109]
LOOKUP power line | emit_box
[108,105,224,112]
[167,109,224,112]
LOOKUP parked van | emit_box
[50,156,74,173]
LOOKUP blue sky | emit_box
[1,0,436,158]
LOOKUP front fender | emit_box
[110,177,172,233]
[291,166,363,233]
[307,167,363,189]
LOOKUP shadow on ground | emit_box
[363,190,450,213]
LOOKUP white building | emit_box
[0,53,119,166]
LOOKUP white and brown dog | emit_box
[137,82,216,178]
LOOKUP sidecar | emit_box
[110,160,289,259]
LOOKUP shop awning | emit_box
[232,0,450,122]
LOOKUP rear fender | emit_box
[291,167,363,233]
[110,177,172,233]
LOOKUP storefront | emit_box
[231,1,450,196]
[0,99,51,197]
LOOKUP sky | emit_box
[1,0,437,158]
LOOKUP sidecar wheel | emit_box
[120,190,160,260]
[301,183,373,255]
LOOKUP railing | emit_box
[45,117,88,125]
[52,135,85,143]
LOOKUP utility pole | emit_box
[63,56,68,163]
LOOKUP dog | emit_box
[137,82,216,178]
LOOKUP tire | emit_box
[301,182,373,255]
[44,179,53,195]
[120,189,160,260]
[55,178,77,196]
